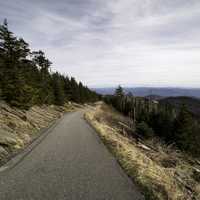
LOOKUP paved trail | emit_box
[0,111,143,200]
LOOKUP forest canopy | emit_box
[0,19,100,108]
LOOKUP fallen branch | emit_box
[137,143,152,151]
[174,172,194,196]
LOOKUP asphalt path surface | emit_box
[0,110,144,200]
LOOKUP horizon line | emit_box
[90,86,200,89]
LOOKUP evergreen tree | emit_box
[0,19,33,108]
[114,85,124,97]
[104,86,200,157]
[32,50,54,104]
[52,72,65,106]
[0,19,100,108]
[174,105,195,151]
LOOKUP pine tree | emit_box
[114,85,124,97]
[0,19,100,108]
[0,19,33,108]
[52,72,65,106]
[32,50,54,104]
[174,105,195,151]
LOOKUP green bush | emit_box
[136,121,154,138]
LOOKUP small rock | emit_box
[7,121,16,129]
[0,146,8,157]
[0,129,19,147]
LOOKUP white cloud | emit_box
[0,0,200,87]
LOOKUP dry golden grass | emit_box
[0,101,83,163]
[84,102,200,200]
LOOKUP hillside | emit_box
[104,86,200,158]
[0,20,100,166]
[85,103,200,200]
[0,101,82,165]
[159,96,200,118]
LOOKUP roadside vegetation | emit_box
[85,102,200,200]
[0,18,100,165]
[0,101,83,165]
[0,19,100,109]
[104,86,200,158]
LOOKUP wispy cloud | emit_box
[0,0,200,87]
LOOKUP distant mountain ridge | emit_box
[93,87,200,98]
[145,95,163,101]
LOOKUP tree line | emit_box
[0,19,100,109]
[104,86,200,157]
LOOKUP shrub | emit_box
[136,121,154,138]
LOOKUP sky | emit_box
[0,0,200,88]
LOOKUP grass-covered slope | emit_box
[0,101,81,165]
[85,103,200,200]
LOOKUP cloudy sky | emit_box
[0,0,200,87]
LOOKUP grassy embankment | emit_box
[0,101,83,165]
[85,102,200,200]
